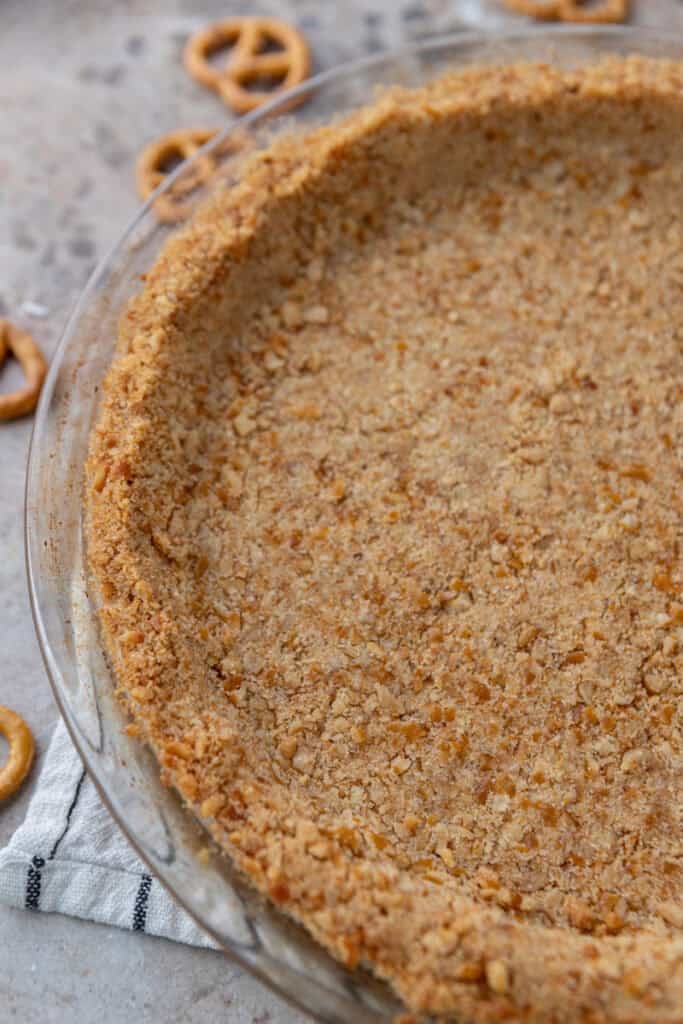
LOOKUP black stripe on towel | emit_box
[49,768,86,860]
[25,855,45,910]
[132,873,153,931]
[24,767,85,911]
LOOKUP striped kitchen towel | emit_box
[0,718,216,947]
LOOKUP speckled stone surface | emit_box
[1,1,682,1021]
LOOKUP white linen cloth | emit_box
[0,719,216,947]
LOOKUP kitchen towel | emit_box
[0,718,217,947]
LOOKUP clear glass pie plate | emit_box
[25,25,683,1024]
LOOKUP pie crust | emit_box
[86,58,683,1022]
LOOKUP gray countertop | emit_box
[1,1,681,1021]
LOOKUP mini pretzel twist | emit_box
[503,0,563,18]
[504,0,628,20]
[0,320,47,422]
[0,706,35,802]
[559,0,628,22]
[184,17,310,114]
[136,128,218,223]
[136,128,253,223]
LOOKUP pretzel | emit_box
[136,128,254,223]
[136,128,219,223]
[184,17,310,114]
[503,0,627,18]
[503,0,562,18]
[0,706,35,801]
[0,327,7,370]
[0,320,47,422]
[559,0,628,22]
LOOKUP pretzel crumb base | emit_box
[87,59,683,1023]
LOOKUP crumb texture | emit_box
[86,58,683,1023]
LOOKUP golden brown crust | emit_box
[86,59,683,1022]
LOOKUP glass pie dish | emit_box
[25,25,683,1024]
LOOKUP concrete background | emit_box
[1,2,681,1022]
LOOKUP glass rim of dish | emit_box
[24,23,683,1024]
